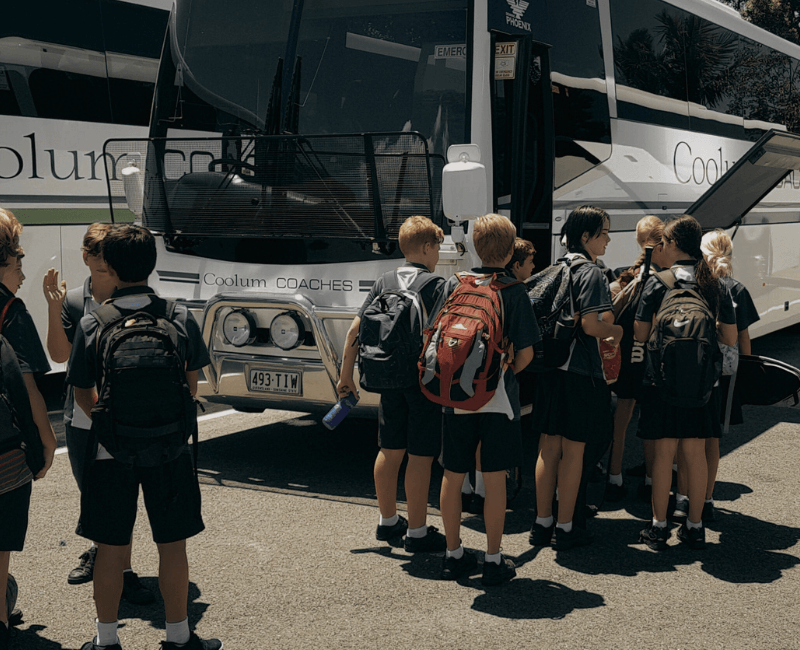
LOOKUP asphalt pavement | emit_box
[7,327,800,650]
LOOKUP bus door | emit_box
[490,33,554,272]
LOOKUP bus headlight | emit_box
[222,309,257,347]
[270,312,305,350]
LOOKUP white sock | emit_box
[406,525,427,539]
[165,618,191,645]
[676,493,689,504]
[446,545,464,559]
[461,475,473,495]
[644,475,653,486]
[96,620,119,647]
[474,471,486,498]
[555,488,559,501]
[535,515,554,528]
[379,514,399,527]
[672,463,678,472]
[484,551,501,565]
[686,519,702,530]
[652,519,667,528]
[705,498,714,505]
[556,521,573,533]
[608,473,623,486]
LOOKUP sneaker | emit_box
[639,523,671,551]
[528,521,555,546]
[604,482,627,502]
[468,494,485,515]
[702,501,716,523]
[122,570,156,605]
[637,482,652,503]
[677,523,706,550]
[80,639,123,650]
[68,546,98,585]
[440,550,478,580]
[161,632,223,650]
[625,462,647,477]
[403,526,447,553]
[481,556,516,586]
[8,609,23,628]
[553,526,593,550]
[672,499,689,521]
[584,504,599,519]
[375,515,408,541]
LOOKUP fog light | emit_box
[270,312,304,350]
[222,309,256,346]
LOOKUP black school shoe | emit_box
[604,482,628,502]
[529,521,555,546]
[553,526,593,550]
[677,523,706,550]
[160,632,223,650]
[639,523,671,551]
[440,550,478,580]
[702,501,716,523]
[375,515,408,541]
[403,526,447,553]
[481,556,516,586]
[68,546,97,585]
[122,570,155,605]
[80,639,122,650]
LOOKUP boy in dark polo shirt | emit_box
[67,224,220,650]
[0,208,57,650]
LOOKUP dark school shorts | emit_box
[0,481,32,552]
[77,451,205,546]
[636,385,722,440]
[440,411,523,474]
[533,370,613,444]
[378,389,442,457]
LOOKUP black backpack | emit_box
[646,270,722,408]
[0,297,45,475]
[358,268,440,393]
[91,297,197,468]
[525,257,588,372]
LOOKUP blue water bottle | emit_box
[323,391,359,430]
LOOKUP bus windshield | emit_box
[164,0,469,158]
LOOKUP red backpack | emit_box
[418,272,518,411]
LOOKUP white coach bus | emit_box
[102,0,800,415]
[0,0,170,367]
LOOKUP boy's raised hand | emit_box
[42,268,67,306]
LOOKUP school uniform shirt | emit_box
[721,276,760,332]
[358,262,445,321]
[65,285,210,461]
[0,285,50,495]
[62,277,100,431]
[435,267,539,420]
[558,254,614,381]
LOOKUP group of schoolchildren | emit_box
[338,206,759,587]
[0,208,220,650]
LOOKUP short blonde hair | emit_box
[82,222,114,257]
[0,208,24,267]
[701,229,733,278]
[473,214,516,265]
[398,215,444,256]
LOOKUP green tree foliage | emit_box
[717,0,800,46]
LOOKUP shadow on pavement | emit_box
[469,578,605,619]
[116,579,210,630]
[7,624,67,650]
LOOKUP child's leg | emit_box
[705,438,720,501]
[535,434,562,518]
[440,470,465,551]
[680,438,708,523]
[482,471,506,554]
[404,454,434,529]
[652,439,679,521]
[93,543,129,623]
[609,398,636,476]
[677,442,689,498]
[157,539,189,624]
[0,550,9,626]
[373,448,406,518]
[555,439,586,524]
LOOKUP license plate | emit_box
[248,369,302,395]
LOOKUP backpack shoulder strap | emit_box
[91,302,124,330]
[407,271,440,294]
[655,269,676,291]
[0,297,17,335]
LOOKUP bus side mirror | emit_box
[120,153,144,219]
[442,144,487,243]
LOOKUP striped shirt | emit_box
[0,448,33,496]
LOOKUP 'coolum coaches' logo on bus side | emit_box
[506,0,531,31]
